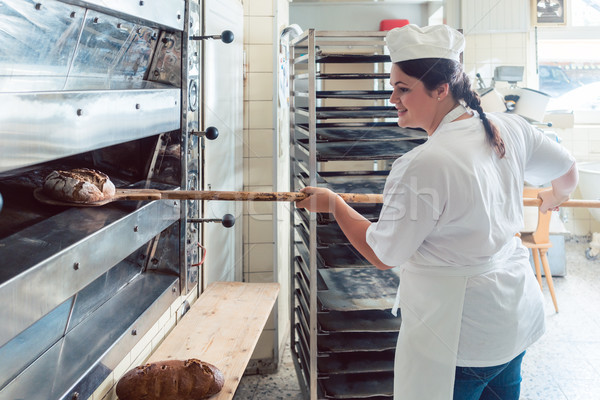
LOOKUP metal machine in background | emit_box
[0,0,242,398]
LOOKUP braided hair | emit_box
[397,58,506,158]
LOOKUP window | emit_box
[537,0,600,123]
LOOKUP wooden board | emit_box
[148,282,280,399]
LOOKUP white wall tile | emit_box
[99,386,117,400]
[244,199,274,216]
[248,242,275,272]
[248,157,274,186]
[248,218,274,243]
[248,72,274,101]
[113,353,132,381]
[248,129,274,157]
[246,271,275,283]
[251,328,275,359]
[247,16,274,44]
[91,373,114,400]
[248,100,274,129]
[249,0,274,16]
[248,44,274,73]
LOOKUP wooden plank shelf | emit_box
[148,281,280,399]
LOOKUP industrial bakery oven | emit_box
[0,0,242,399]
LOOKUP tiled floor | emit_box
[235,236,600,400]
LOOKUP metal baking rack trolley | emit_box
[289,30,427,400]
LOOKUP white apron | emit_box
[391,251,513,400]
[390,105,508,400]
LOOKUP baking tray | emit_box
[318,309,400,333]
[317,72,389,80]
[318,350,395,375]
[297,138,423,161]
[317,332,398,353]
[297,122,426,142]
[318,268,399,311]
[319,371,394,399]
[315,54,391,64]
[317,244,371,268]
[296,106,398,120]
[316,90,392,100]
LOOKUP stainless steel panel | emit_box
[0,298,72,390]
[68,11,156,83]
[0,0,84,89]
[182,0,202,293]
[66,254,145,332]
[148,31,182,86]
[0,199,179,348]
[0,272,178,400]
[61,0,185,31]
[0,88,180,173]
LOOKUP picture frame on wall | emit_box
[533,0,567,25]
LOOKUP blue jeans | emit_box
[453,351,525,400]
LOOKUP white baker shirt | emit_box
[366,111,575,367]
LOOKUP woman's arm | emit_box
[296,187,393,270]
[537,161,579,213]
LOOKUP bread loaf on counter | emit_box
[42,168,116,203]
[115,359,224,400]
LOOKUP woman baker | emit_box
[296,24,578,400]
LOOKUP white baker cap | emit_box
[385,24,465,63]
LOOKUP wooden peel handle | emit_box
[130,190,600,208]
[159,190,384,203]
[523,198,600,208]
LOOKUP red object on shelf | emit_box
[379,19,410,31]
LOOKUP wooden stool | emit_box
[520,187,559,313]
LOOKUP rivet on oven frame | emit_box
[34,3,42,10]
[139,0,144,5]
[76,109,83,116]
[131,329,137,336]
[73,262,80,270]
[135,103,141,110]
[71,393,79,400]
[93,17,99,24]
[70,12,76,18]
[134,226,139,232]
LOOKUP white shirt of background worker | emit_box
[296,24,578,400]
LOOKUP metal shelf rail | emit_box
[289,30,426,400]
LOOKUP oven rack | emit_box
[289,30,417,399]
[296,122,426,142]
[290,30,427,400]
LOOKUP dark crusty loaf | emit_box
[115,359,225,400]
[42,168,116,203]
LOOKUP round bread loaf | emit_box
[116,359,224,400]
[42,168,116,203]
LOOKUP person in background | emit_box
[296,24,578,400]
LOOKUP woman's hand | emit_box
[295,187,340,213]
[537,163,578,214]
[537,188,568,213]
